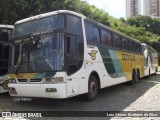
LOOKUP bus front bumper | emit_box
[8,83,67,99]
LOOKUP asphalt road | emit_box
[0,73,160,120]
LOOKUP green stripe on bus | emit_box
[98,47,116,77]
[98,47,124,78]
[110,50,124,77]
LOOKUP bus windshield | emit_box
[9,33,64,73]
[12,14,64,37]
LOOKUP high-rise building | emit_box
[126,0,141,19]
[143,0,160,17]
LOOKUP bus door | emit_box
[65,34,83,96]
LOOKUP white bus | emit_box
[0,25,14,93]
[142,43,158,77]
[8,10,144,101]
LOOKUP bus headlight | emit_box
[9,79,17,83]
[45,77,64,83]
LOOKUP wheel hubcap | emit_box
[90,82,97,95]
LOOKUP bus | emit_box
[142,43,158,76]
[8,10,144,101]
[0,25,14,93]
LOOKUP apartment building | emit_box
[126,0,141,19]
[144,0,160,17]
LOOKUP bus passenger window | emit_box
[122,38,129,50]
[101,30,113,46]
[85,22,94,43]
[93,27,101,43]
[113,34,122,49]
[130,42,135,52]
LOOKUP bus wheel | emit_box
[86,75,99,101]
[130,71,137,84]
[136,71,140,83]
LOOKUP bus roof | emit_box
[15,10,85,25]
[0,25,14,29]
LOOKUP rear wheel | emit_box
[130,71,137,84]
[85,75,99,101]
[136,71,140,83]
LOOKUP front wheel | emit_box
[85,75,99,101]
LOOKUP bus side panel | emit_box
[85,46,127,89]
[117,51,144,80]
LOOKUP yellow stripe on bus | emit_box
[117,51,144,81]
[8,73,37,79]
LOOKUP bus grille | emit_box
[17,78,42,83]
[30,78,42,82]
[17,79,27,82]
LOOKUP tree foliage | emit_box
[0,0,160,52]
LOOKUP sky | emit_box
[82,0,126,19]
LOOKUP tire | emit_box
[130,71,137,84]
[85,75,99,101]
[136,71,140,83]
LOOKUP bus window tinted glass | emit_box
[101,30,112,46]
[130,42,135,52]
[113,34,122,49]
[0,44,3,60]
[85,22,94,43]
[67,14,82,35]
[93,27,100,43]
[13,14,64,37]
[4,45,10,60]
[1,29,9,42]
[136,44,141,53]
[122,38,129,50]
